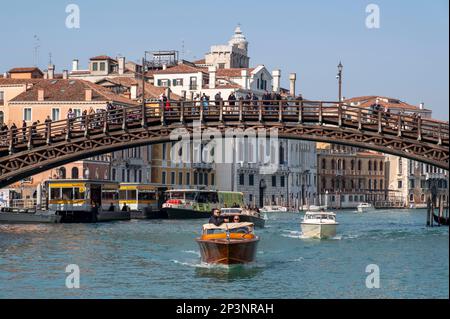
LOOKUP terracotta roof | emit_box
[216,68,255,77]
[8,67,44,74]
[215,83,241,89]
[152,64,208,75]
[9,79,137,105]
[193,58,206,64]
[95,77,181,100]
[90,55,117,61]
[343,96,424,111]
[0,78,42,85]
[70,70,91,75]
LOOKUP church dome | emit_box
[228,25,248,52]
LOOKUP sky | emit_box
[0,0,448,119]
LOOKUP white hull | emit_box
[357,206,374,213]
[301,223,337,239]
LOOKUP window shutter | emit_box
[157,79,162,86]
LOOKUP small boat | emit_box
[259,205,288,213]
[357,203,374,213]
[301,211,339,239]
[196,222,259,265]
[433,213,449,226]
[220,207,265,228]
[0,208,61,224]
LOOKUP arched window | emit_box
[59,167,66,179]
[374,180,377,190]
[342,160,346,170]
[71,167,79,179]
[368,160,372,171]
[337,159,342,170]
[351,180,355,189]
[380,179,383,190]
[358,160,362,171]
[322,159,326,169]
[351,160,355,170]
[331,159,336,170]
[379,161,383,172]
[368,179,372,190]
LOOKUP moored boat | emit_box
[301,211,339,239]
[196,222,259,264]
[162,189,244,219]
[259,205,288,213]
[0,208,61,224]
[433,213,449,226]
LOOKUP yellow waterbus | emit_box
[46,179,129,223]
[119,183,158,211]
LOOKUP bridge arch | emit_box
[0,100,448,188]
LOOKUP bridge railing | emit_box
[0,100,448,151]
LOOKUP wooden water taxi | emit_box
[196,222,259,265]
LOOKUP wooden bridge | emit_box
[0,100,448,188]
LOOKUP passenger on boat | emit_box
[208,208,229,226]
[232,215,240,223]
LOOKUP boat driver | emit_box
[209,208,229,226]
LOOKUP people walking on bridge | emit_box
[201,93,209,110]
[21,120,27,143]
[214,92,222,107]
[10,122,17,145]
[0,123,8,146]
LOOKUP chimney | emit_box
[289,73,297,97]
[272,69,281,93]
[48,64,55,79]
[72,59,79,72]
[62,70,69,79]
[209,66,217,89]
[241,69,249,90]
[85,89,92,101]
[419,102,424,110]
[130,84,138,99]
[118,57,125,75]
[38,89,45,101]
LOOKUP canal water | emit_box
[0,209,448,299]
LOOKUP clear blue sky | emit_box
[1,0,448,119]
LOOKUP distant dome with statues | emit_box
[228,25,248,53]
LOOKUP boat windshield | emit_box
[169,191,197,200]
[205,226,251,235]
[306,214,335,220]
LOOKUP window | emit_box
[358,160,362,171]
[0,111,3,124]
[211,173,215,186]
[204,173,208,186]
[171,172,175,185]
[24,108,32,121]
[272,176,277,187]
[321,159,326,169]
[112,168,116,181]
[173,78,183,86]
[92,62,98,71]
[74,109,81,118]
[162,144,167,160]
[0,91,4,104]
[218,63,225,69]
[380,179,383,190]
[189,77,197,90]
[280,176,285,187]
[249,174,254,186]
[59,167,66,179]
[99,62,106,71]
[71,167,79,179]
[194,172,198,185]
[178,172,183,185]
[398,180,403,189]
[239,174,245,185]
[162,172,166,184]
[186,172,190,185]
[52,108,60,121]
[199,172,203,185]
[410,179,415,188]
[368,161,372,171]
[379,161,383,172]
[249,194,253,202]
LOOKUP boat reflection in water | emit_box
[196,222,259,265]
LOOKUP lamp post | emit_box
[337,62,343,102]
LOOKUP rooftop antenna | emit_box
[181,39,185,60]
[33,35,40,67]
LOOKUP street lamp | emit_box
[337,62,343,102]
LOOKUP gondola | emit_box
[433,213,449,226]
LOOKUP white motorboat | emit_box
[260,205,288,213]
[301,211,338,239]
[357,203,374,213]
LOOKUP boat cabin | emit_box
[303,212,337,222]
[47,179,119,212]
[200,222,256,240]
[119,183,158,211]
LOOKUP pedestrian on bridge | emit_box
[22,120,27,143]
